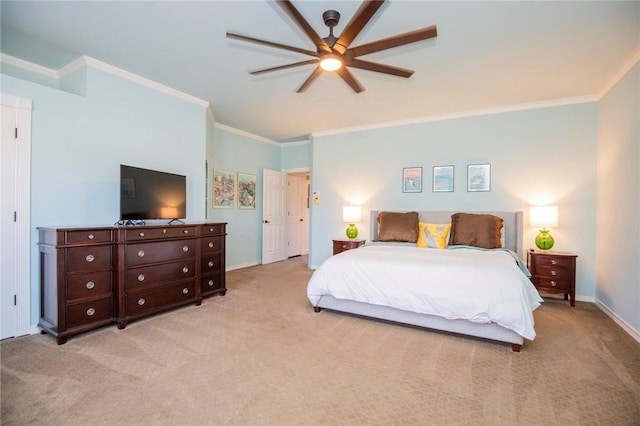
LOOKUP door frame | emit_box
[284,167,310,263]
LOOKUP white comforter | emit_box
[307,245,543,340]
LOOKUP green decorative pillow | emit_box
[417,222,451,249]
[448,213,503,249]
[376,211,419,243]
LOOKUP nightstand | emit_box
[332,239,365,255]
[527,250,578,306]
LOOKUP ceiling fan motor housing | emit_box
[322,10,340,46]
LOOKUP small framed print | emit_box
[403,167,422,193]
[433,165,454,192]
[237,172,256,209]
[212,168,236,208]
[467,163,491,192]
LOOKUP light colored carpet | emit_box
[2,255,640,425]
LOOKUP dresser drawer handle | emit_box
[208,279,214,287]
[551,259,557,265]
[209,242,214,248]
[550,281,557,287]
[209,228,214,232]
[551,270,557,276]
[88,234,94,240]
[86,281,95,290]
[183,229,189,234]
[138,274,145,282]
[86,307,95,316]
[138,298,146,306]
[139,231,145,237]
[182,267,189,273]
[342,245,347,249]
[208,261,214,267]
[137,250,145,257]
[85,254,95,263]
[182,246,189,252]
[182,288,189,295]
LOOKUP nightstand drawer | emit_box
[532,256,573,268]
[532,277,571,292]
[332,239,365,255]
[535,266,571,279]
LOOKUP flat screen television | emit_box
[120,165,186,222]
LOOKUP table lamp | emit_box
[343,206,362,239]
[530,205,558,250]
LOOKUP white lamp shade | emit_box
[343,206,362,223]
[530,205,558,228]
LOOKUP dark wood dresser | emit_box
[527,249,577,307]
[38,222,227,343]
[38,227,116,345]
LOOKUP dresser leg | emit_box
[117,320,127,330]
[56,336,67,345]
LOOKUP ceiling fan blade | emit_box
[333,0,385,55]
[226,32,318,57]
[297,67,324,93]
[345,58,414,78]
[276,0,332,54]
[250,59,319,76]
[336,67,365,93]
[349,25,437,57]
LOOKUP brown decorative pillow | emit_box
[448,213,503,249]
[376,211,419,243]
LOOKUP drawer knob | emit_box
[183,229,189,234]
[182,267,189,273]
[551,270,557,276]
[209,228,214,232]
[86,307,95,316]
[85,254,95,263]
[86,281,95,290]
[138,250,145,257]
[342,245,347,249]
[88,234,94,240]
[163,229,167,234]
[138,298,146,306]
[138,274,145,282]
[208,279,214,287]
[208,261,214,267]
[139,231,145,237]
[182,288,189,295]
[182,246,189,252]
[550,281,557,287]
[209,242,214,248]
[551,259,557,265]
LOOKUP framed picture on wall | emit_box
[403,167,423,193]
[467,163,491,192]
[237,172,257,209]
[212,168,236,208]
[432,165,454,192]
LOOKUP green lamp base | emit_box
[346,224,358,239]
[535,229,554,250]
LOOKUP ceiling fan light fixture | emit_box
[320,54,342,71]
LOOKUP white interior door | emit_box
[1,95,32,339]
[262,168,287,264]
[286,174,303,257]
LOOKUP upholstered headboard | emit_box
[370,210,524,258]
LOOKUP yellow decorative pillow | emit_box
[417,222,451,249]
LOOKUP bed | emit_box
[307,210,543,351]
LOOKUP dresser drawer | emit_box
[66,297,113,329]
[65,229,114,245]
[125,239,196,266]
[201,254,223,273]
[123,226,196,241]
[201,236,224,254]
[67,270,112,300]
[200,223,226,236]
[67,245,112,273]
[532,255,573,268]
[201,272,224,293]
[125,260,195,291]
[125,280,196,316]
[534,266,571,279]
[532,277,571,292]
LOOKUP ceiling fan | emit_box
[226,0,437,93]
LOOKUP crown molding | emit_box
[1,54,210,108]
[281,140,311,147]
[213,123,280,146]
[597,49,640,99]
[311,95,598,138]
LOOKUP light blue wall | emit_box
[207,127,280,269]
[596,61,640,333]
[310,103,599,301]
[281,141,311,171]
[2,68,207,325]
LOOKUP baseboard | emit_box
[595,299,640,345]
[227,261,260,271]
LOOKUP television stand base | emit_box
[168,218,185,225]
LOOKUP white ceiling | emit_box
[1,1,638,142]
